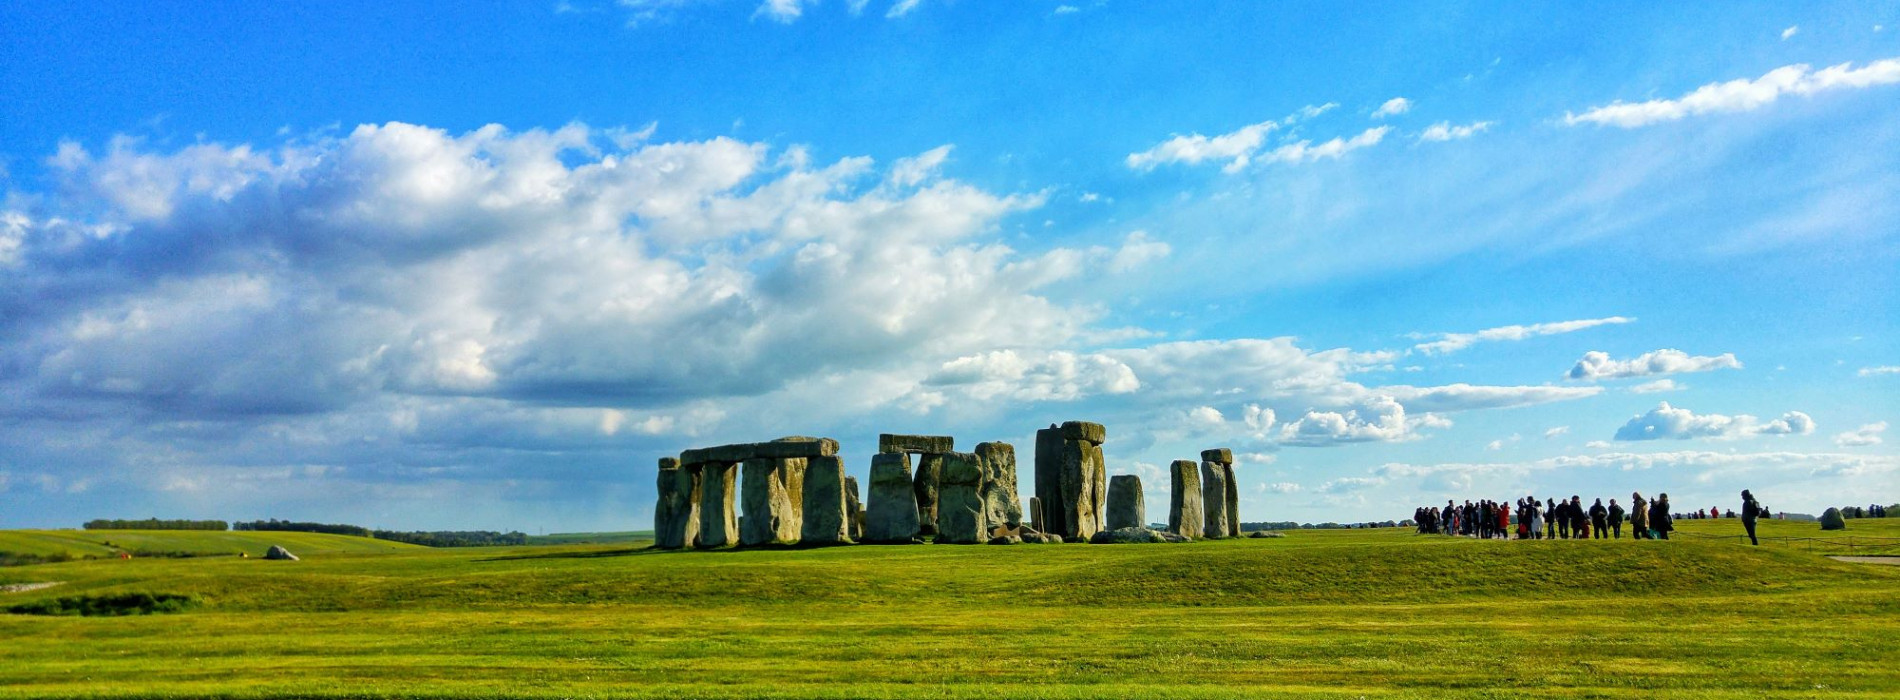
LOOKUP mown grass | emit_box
[0,530,425,560]
[2,525,1897,698]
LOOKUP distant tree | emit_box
[233,519,372,537]
[371,530,528,547]
[82,518,227,531]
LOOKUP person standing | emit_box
[1650,493,1673,540]
[1741,490,1763,546]
[1631,492,1649,540]
[1528,499,1544,540]
[1546,498,1559,539]
[1589,498,1609,539]
[1571,496,1588,539]
[1498,501,1511,540]
[1608,499,1626,539]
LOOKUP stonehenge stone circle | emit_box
[844,476,864,542]
[741,457,802,546]
[654,457,702,549]
[801,455,850,545]
[1168,459,1203,539]
[975,441,1023,529]
[1106,474,1145,531]
[1088,526,1188,544]
[1035,421,1107,541]
[696,461,740,548]
[935,451,988,544]
[1202,448,1240,538]
[864,452,921,543]
[1201,461,1230,539]
[913,452,945,538]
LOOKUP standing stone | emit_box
[696,461,740,548]
[1168,460,1203,539]
[1034,422,1108,541]
[774,457,808,531]
[1821,507,1847,531]
[654,457,701,549]
[865,452,920,543]
[935,451,987,544]
[1106,474,1145,531]
[1028,496,1044,532]
[1202,461,1230,539]
[1204,449,1240,538]
[845,476,864,542]
[976,441,1023,529]
[913,452,945,538]
[801,456,849,545]
[741,458,800,546]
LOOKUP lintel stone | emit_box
[879,434,955,454]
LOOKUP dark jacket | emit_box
[1650,501,1673,532]
[1742,499,1762,521]
[1608,504,1625,524]
[1589,504,1608,522]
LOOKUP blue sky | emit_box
[2,1,1896,531]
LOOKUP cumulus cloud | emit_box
[1380,383,1601,412]
[1613,402,1815,441]
[1860,365,1900,377]
[753,0,809,22]
[1418,120,1495,142]
[1834,421,1887,447]
[1413,316,1632,355]
[924,349,1139,402]
[1567,349,1741,380]
[1371,97,1411,118]
[1125,107,1378,173]
[1564,57,1900,128]
[1280,395,1446,446]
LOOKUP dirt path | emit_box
[0,581,64,593]
[1829,556,1900,566]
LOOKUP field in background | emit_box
[0,529,424,560]
[2,521,1897,698]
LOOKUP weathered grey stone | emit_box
[976,441,1023,529]
[1028,496,1044,532]
[844,476,863,542]
[696,461,740,548]
[1223,462,1240,538]
[1107,474,1145,531]
[1168,459,1203,540]
[776,457,808,525]
[1060,420,1107,444]
[1202,461,1230,539]
[1248,531,1285,539]
[800,456,849,545]
[1821,507,1848,531]
[935,451,988,544]
[987,535,1021,545]
[1019,531,1063,544]
[264,545,299,561]
[741,458,800,546]
[1088,527,1189,544]
[1200,448,1233,465]
[879,434,954,454]
[681,444,755,465]
[653,458,701,549]
[758,436,840,460]
[913,452,944,538]
[1035,425,1106,540]
[864,452,919,543]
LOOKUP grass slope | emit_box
[2,526,1897,698]
[0,529,425,560]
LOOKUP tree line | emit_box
[84,517,528,547]
[83,518,228,531]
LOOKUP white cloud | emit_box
[1381,383,1601,412]
[1280,395,1444,446]
[1486,434,1520,451]
[1544,426,1570,439]
[887,144,953,186]
[1126,119,1281,173]
[1629,379,1683,394]
[1564,57,1900,128]
[1834,422,1887,447]
[1053,4,1079,14]
[1258,126,1390,165]
[1781,25,1800,40]
[1414,316,1632,355]
[1418,120,1495,142]
[1262,482,1303,494]
[753,0,809,22]
[1372,97,1411,118]
[1567,349,1742,380]
[1103,230,1172,273]
[886,0,922,17]
[1317,476,1386,493]
[1613,402,1815,441]
[924,349,1139,402]
[1859,365,1900,377]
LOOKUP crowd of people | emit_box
[1411,490,1773,544]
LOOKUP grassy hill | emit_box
[1,525,1896,698]
[0,529,425,561]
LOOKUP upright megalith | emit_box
[865,452,920,543]
[1034,421,1108,541]
[696,461,740,548]
[913,452,945,538]
[976,441,1023,530]
[935,451,988,544]
[1107,474,1145,531]
[741,458,801,546]
[1201,461,1230,539]
[1168,460,1203,539]
[1028,496,1044,532]
[654,457,701,549]
[801,456,850,545]
[1821,507,1847,531]
[845,476,864,542]
[1203,448,1240,538]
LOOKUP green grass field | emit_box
[0,529,425,560]
[3,519,1897,699]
